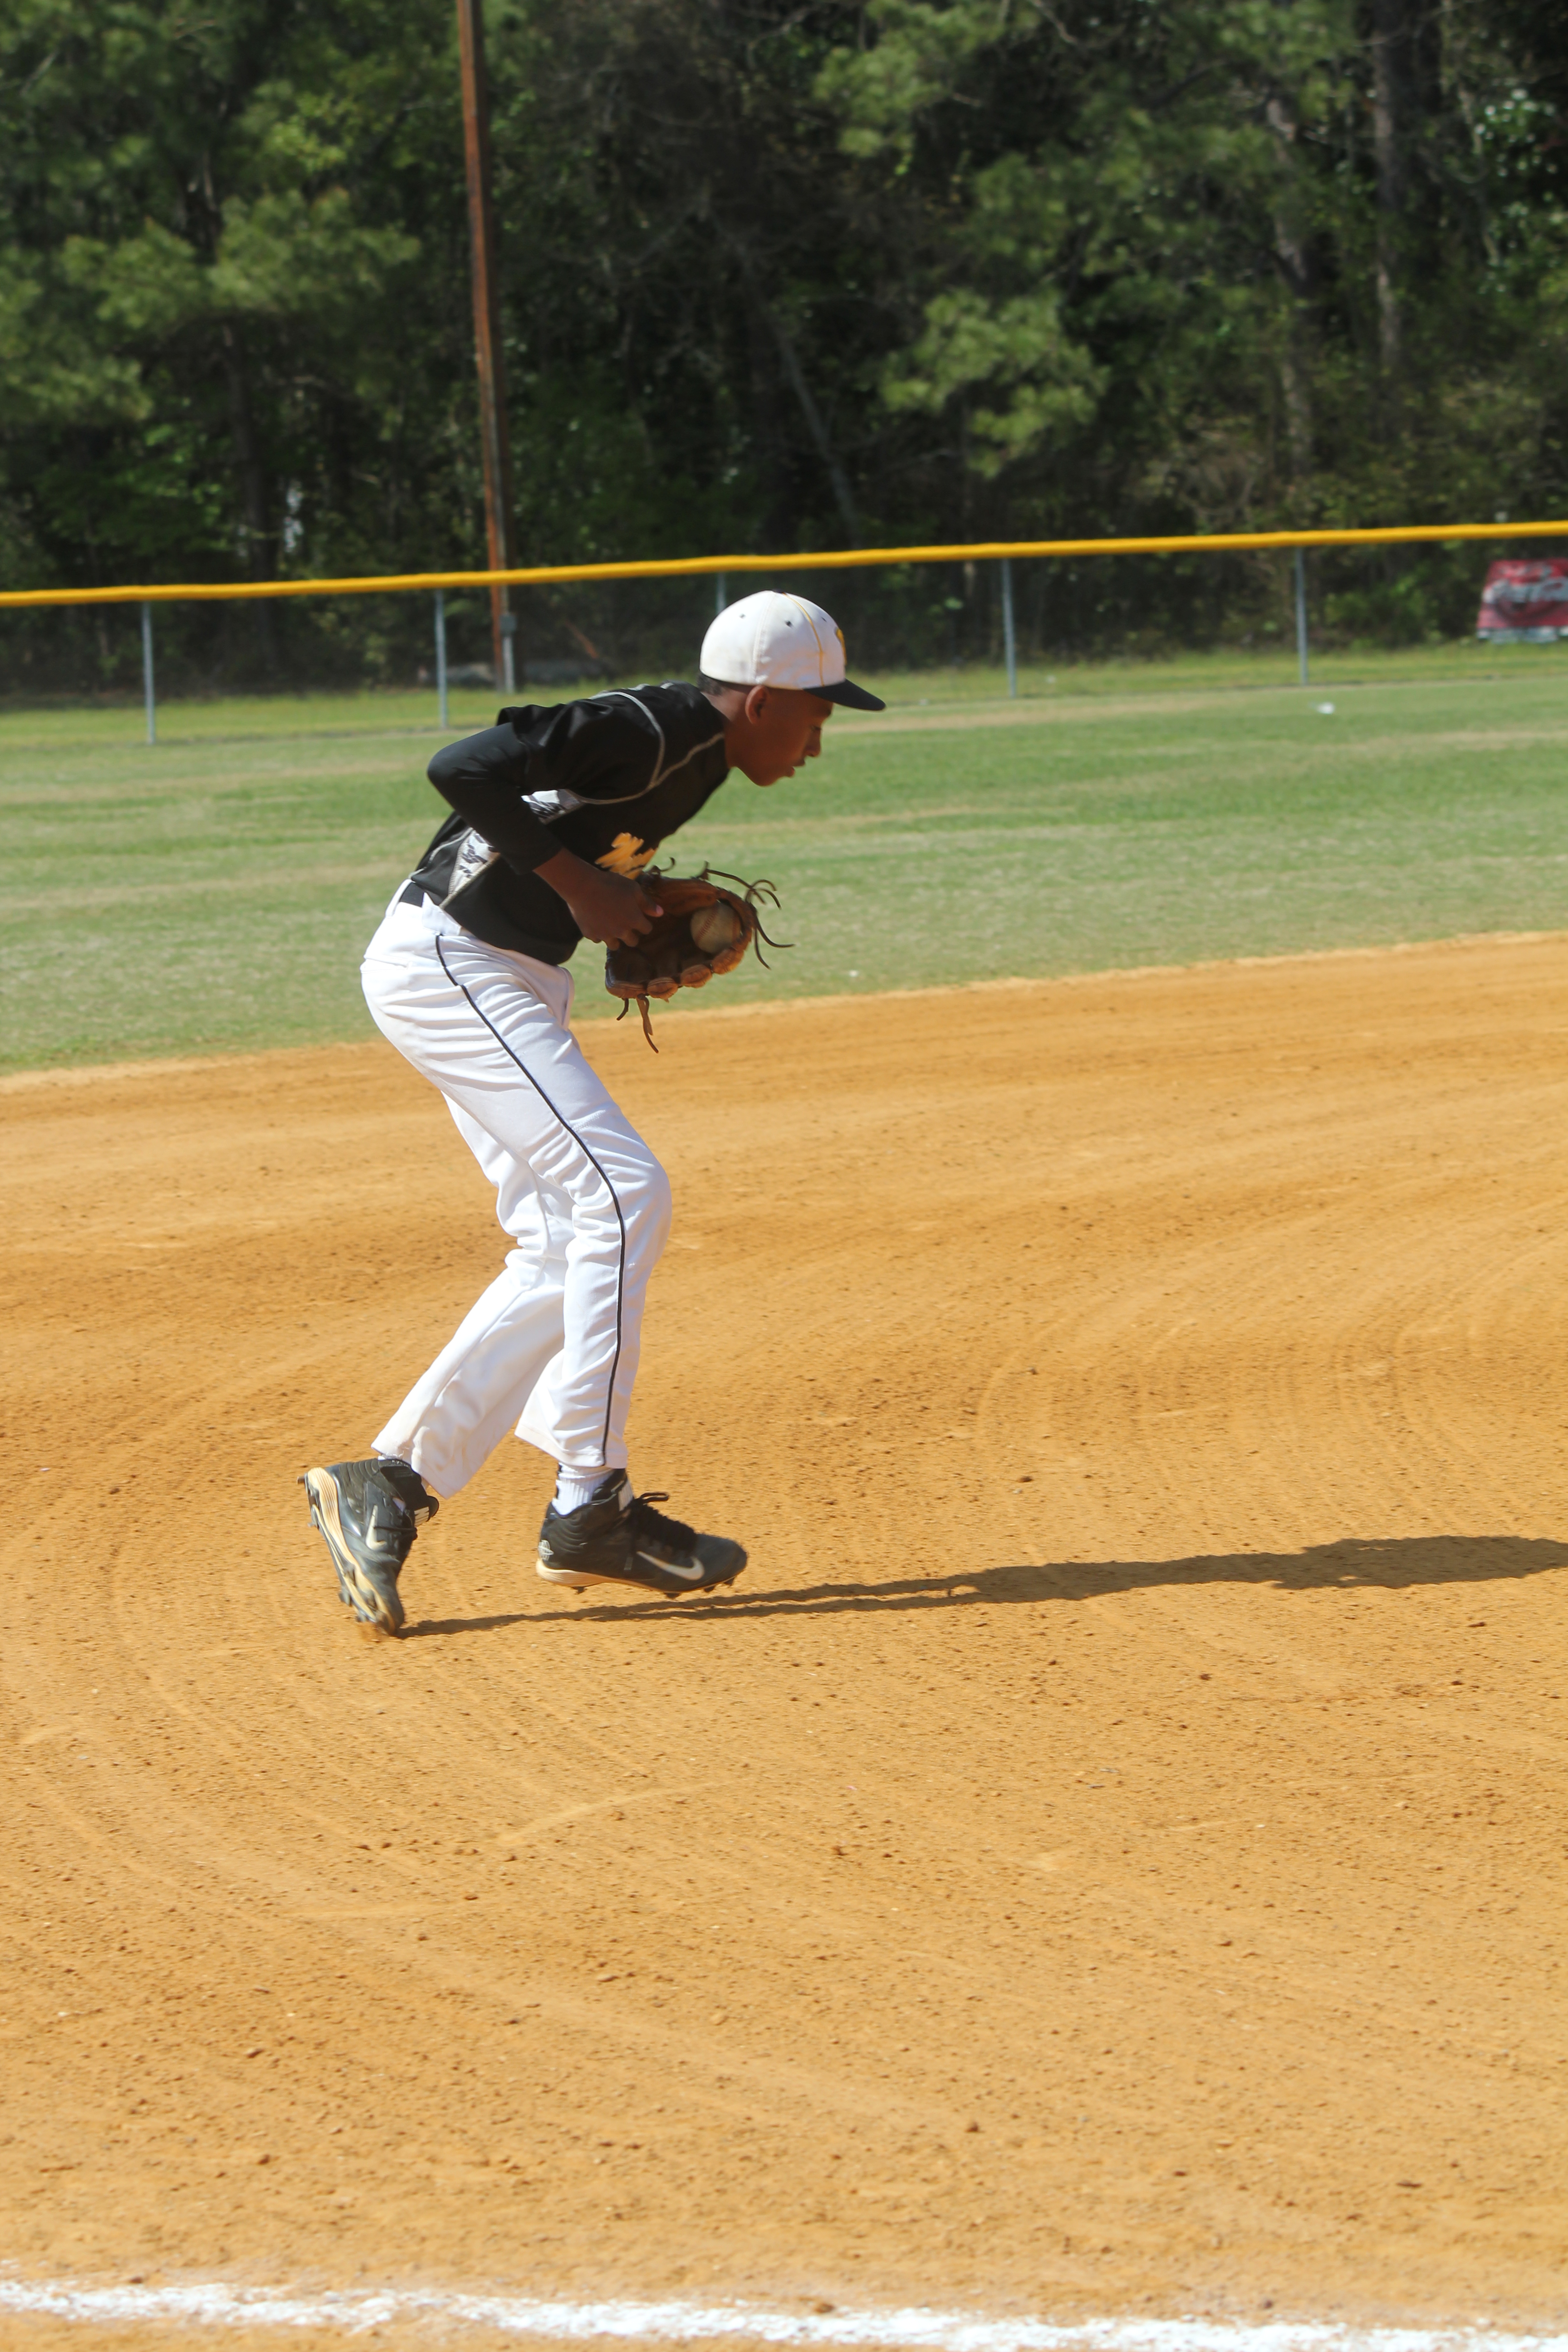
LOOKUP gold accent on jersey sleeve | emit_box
[596,832,656,876]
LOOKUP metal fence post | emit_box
[1294,547,1309,685]
[1000,556,1018,699]
[715,573,727,617]
[434,589,450,730]
[499,609,517,696]
[141,601,156,745]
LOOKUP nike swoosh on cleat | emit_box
[637,1549,704,1581]
[306,1473,401,1628]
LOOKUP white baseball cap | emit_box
[701,591,885,711]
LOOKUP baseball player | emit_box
[302,592,884,1631]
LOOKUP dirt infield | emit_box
[5,938,1568,2346]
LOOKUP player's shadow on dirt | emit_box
[628,1531,1568,1621]
[406,1531,1567,1634]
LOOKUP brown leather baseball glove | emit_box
[605,869,786,1048]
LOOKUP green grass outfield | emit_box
[3,643,1565,1072]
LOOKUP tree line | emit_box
[2,0,1564,689]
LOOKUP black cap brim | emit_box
[817,676,886,711]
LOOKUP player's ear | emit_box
[742,683,771,726]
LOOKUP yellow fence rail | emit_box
[5,518,1561,745]
[0,518,1563,610]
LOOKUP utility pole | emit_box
[456,0,518,694]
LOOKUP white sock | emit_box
[554,1464,617,1514]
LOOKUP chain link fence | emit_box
[3,529,1565,719]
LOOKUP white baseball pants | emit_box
[360,891,672,1499]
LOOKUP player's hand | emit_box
[537,851,663,946]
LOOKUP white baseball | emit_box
[688,902,743,956]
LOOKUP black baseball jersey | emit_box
[404,682,730,964]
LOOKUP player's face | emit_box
[730,686,835,786]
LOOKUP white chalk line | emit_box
[0,2277,1564,2350]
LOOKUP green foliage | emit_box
[1,0,1567,686]
[0,0,465,649]
[882,285,1105,478]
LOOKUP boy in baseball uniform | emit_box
[302,593,884,1630]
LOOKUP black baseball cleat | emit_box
[536,1473,747,1599]
[299,1456,438,1634]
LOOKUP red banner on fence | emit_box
[1476,558,1568,640]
